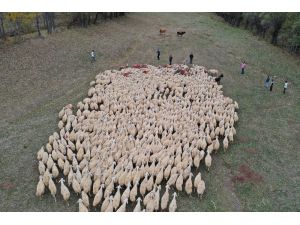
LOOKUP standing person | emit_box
[189,52,194,64]
[240,61,246,74]
[90,50,96,62]
[156,48,160,60]
[264,75,270,88]
[269,79,274,92]
[283,80,288,94]
[169,54,173,65]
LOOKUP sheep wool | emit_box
[36,176,45,198]
[35,64,238,212]
[59,178,70,204]
[169,192,178,212]
[133,197,142,212]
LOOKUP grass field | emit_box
[0,13,299,212]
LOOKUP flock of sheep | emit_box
[35,64,239,212]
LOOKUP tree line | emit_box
[216,13,300,55]
[0,12,126,40]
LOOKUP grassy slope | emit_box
[0,13,299,212]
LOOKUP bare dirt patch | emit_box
[287,119,296,126]
[236,135,250,144]
[0,182,15,190]
[232,164,263,184]
[246,148,257,154]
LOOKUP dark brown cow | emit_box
[177,31,186,37]
[215,74,224,85]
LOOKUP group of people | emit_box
[90,49,289,94]
[264,75,288,94]
[240,61,289,94]
[156,49,194,65]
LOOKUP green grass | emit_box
[0,13,299,212]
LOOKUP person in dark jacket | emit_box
[169,54,173,65]
[269,79,274,92]
[157,49,160,60]
[189,52,194,64]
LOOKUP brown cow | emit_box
[160,28,166,34]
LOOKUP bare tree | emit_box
[0,13,6,40]
[93,12,100,24]
[43,12,55,34]
[36,14,41,36]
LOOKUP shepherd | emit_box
[157,48,161,60]
[264,75,270,88]
[90,50,96,63]
[169,54,173,65]
[240,61,246,74]
[283,80,288,94]
[189,52,194,64]
[269,79,274,92]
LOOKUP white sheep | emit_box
[38,161,46,175]
[67,169,74,186]
[52,163,59,178]
[168,192,177,212]
[42,151,48,164]
[78,198,88,212]
[223,136,229,151]
[113,185,121,210]
[205,152,212,171]
[48,174,57,202]
[185,173,193,195]
[133,197,143,212]
[81,191,90,208]
[175,171,183,191]
[154,185,161,211]
[196,179,206,199]
[37,147,45,161]
[130,181,138,202]
[105,196,114,212]
[101,196,111,212]
[161,184,170,211]
[72,176,81,195]
[121,182,131,204]
[36,64,239,212]
[116,198,128,212]
[194,172,202,189]
[59,178,70,205]
[36,176,45,198]
[93,184,104,207]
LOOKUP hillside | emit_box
[0,13,299,212]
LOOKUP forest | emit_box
[1,12,299,56]
[217,13,300,54]
[0,12,125,40]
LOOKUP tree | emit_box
[278,13,300,53]
[35,13,41,36]
[93,12,100,24]
[43,12,55,34]
[0,13,6,40]
[217,12,300,54]
[6,13,22,38]
[269,13,286,45]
